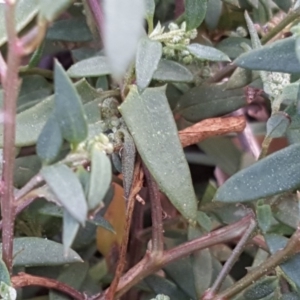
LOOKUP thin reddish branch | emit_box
[11,273,85,300]
[106,158,144,300]
[111,214,253,298]
[1,0,21,273]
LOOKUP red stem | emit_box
[11,273,85,300]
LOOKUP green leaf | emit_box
[222,0,240,7]
[226,67,259,90]
[164,257,197,299]
[17,75,52,113]
[196,211,212,232]
[67,56,111,78]
[205,0,222,30]
[246,0,259,8]
[49,262,89,300]
[136,37,162,90]
[14,155,41,188]
[266,234,300,290]
[187,43,231,62]
[145,275,190,300]
[273,0,293,12]
[103,0,145,81]
[216,37,252,59]
[153,59,194,83]
[243,276,278,300]
[119,86,197,221]
[0,0,39,46]
[185,0,208,31]
[0,258,10,285]
[38,202,115,232]
[46,18,93,42]
[88,148,112,210]
[39,0,74,22]
[256,203,279,234]
[144,0,155,19]
[188,226,212,298]
[281,293,300,300]
[63,209,80,253]
[234,37,300,73]
[41,164,88,224]
[0,237,82,267]
[0,79,96,148]
[266,112,291,139]
[54,60,88,146]
[176,84,246,123]
[214,143,300,203]
[36,113,63,165]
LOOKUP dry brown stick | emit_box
[179,115,246,148]
[11,272,85,300]
[106,158,144,300]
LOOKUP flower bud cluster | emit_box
[150,21,197,64]
[267,72,290,97]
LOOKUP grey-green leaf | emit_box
[145,275,190,300]
[136,37,162,90]
[176,84,246,122]
[39,0,74,22]
[63,209,80,253]
[0,237,82,267]
[49,262,89,300]
[187,43,230,62]
[46,18,93,42]
[234,37,300,73]
[54,60,88,145]
[0,258,10,285]
[205,0,222,30]
[88,148,112,210]
[185,0,208,31]
[119,86,197,221]
[36,113,63,165]
[273,0,293,12]
[0,0,38,46]
[153,59,194,83]
[266,234,300,290]
[41,164,88,224]
[103,0,145,81]
[266,112,290,138]
[214,143,300,203]
[67,56,111,78]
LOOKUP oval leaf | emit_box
[63,209,80,253]
[234,37,300,73]
[266,112,290,139]
[0,258,10,285]
[187,43,230,62]
[39,0,73,22]
[176,84,247,123]
[0,0,38,46]
[103,0,145,81]
[136,37,162,90]
[185,0,208,31]
[153,59,194,83]
[41,164,88,224]
[214,143,300,203]
[54,60,88,145]
[88,148,112,210]
[119,86,197,221]
[265,234,300,290]
[0,237,82,267]
[36,113,63,165]
[67,56,111,78]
